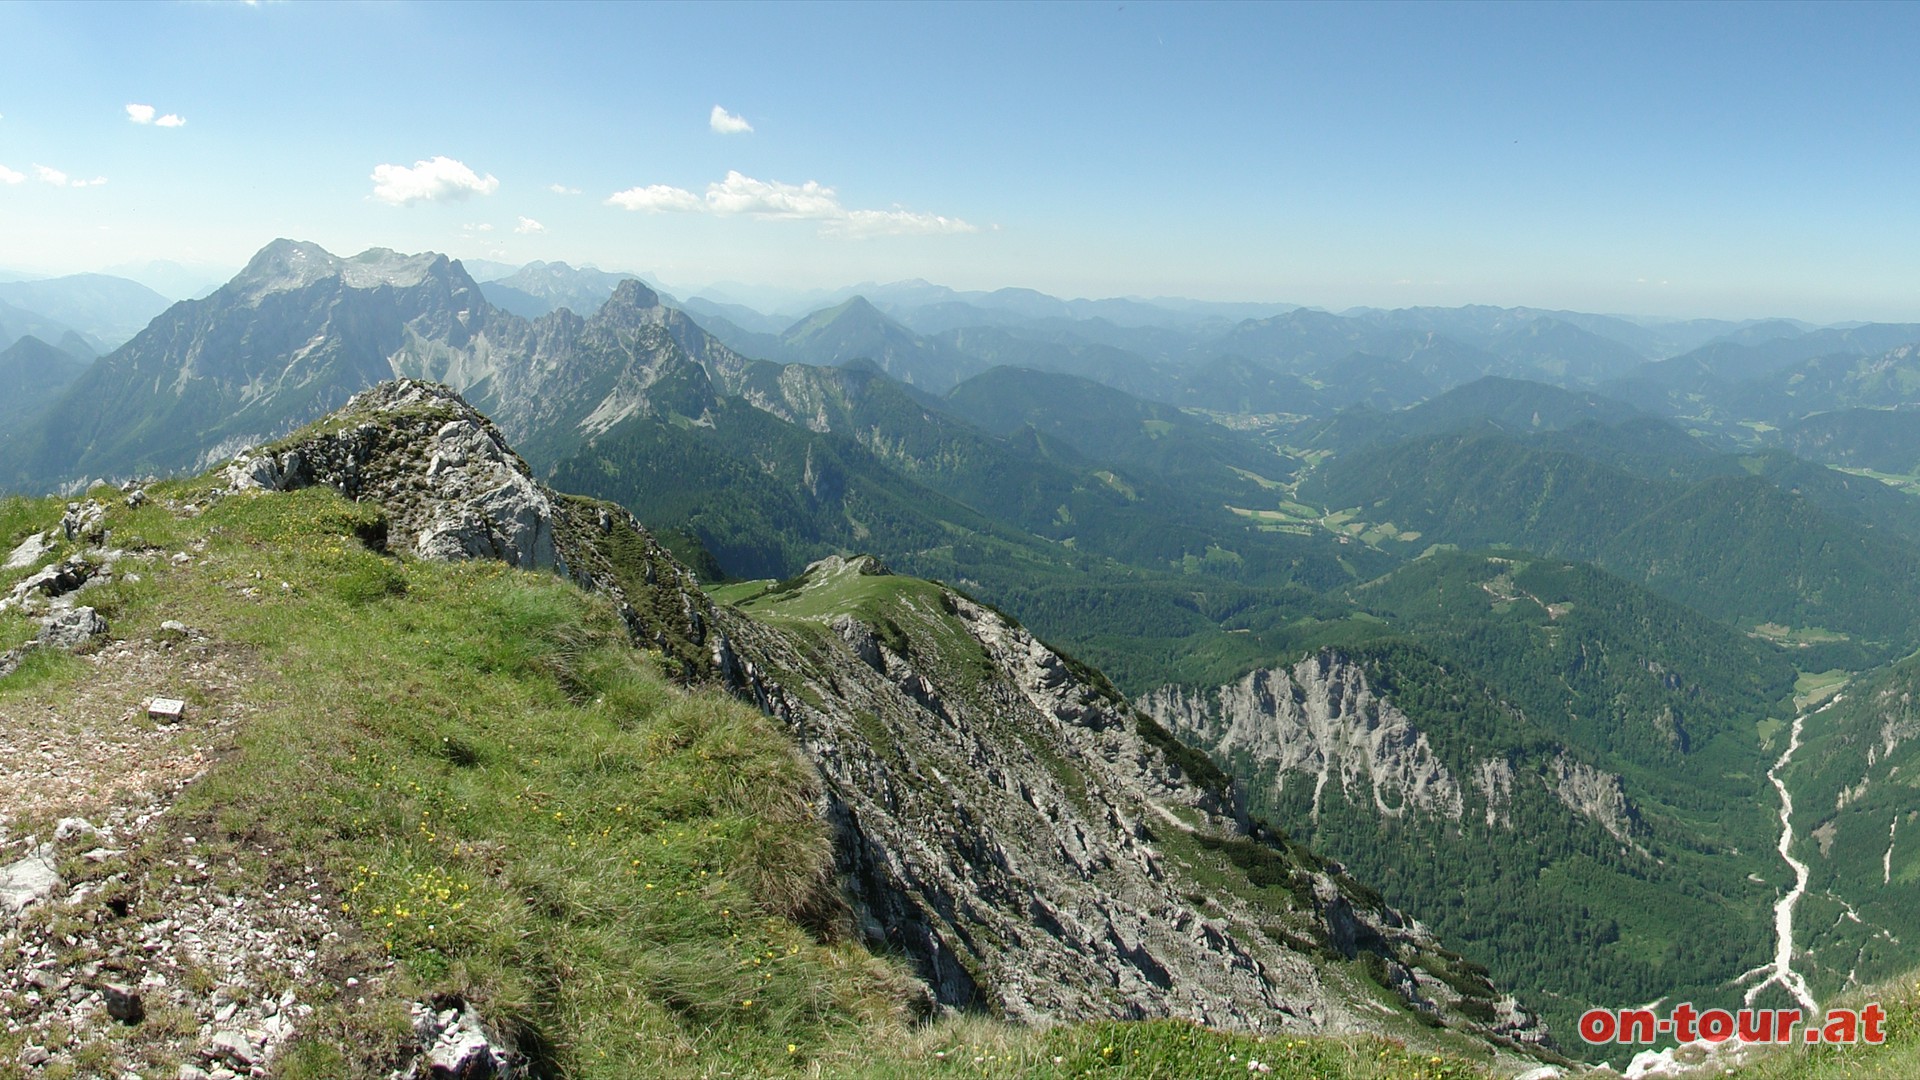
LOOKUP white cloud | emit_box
[461,222,495,233]
[31,165,106,188]
[606,183,705,213]
[548,183,582,195]
[709,105,754,135]
[706,171,840,218]
[828,208,981,238]
[515,216,546,234]
[370,155,500,205]
[126,103,187,127]
[606,169,977,238]
[0,165,22,185]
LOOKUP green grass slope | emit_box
[0,482,1523,1079]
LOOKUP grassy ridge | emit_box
[0,486,1519,1078]
[36,484,918,1076]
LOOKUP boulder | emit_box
[3,531,51,571]
[102,981,145,1023]
[412,1000,520,1079]
[61,499,106,543]
[7,559,92,605]
[0,844,61,919]
[37,606,108,650]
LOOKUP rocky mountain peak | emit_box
[225,240,468,305]
[836,295,884,319]
[338,247,457,291]
[228,239,341,298]
[597,278,662,317]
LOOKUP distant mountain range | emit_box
[10,238,1920,1046]
[476,260,656,319]
[0,273,172,349]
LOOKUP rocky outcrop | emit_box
[0,509,138,679]
[225,382,566,574]
[218,379,722,679]
[401,998,523,1079]
[0,844,61,920]
[212,382,1549,1053]
[1548,753,1642,845]
[2,531,52,571]
[1141,654,1466,822]
[1142,653,1645,850]
[719,558,1537,1037]
[1475,757,1515,829]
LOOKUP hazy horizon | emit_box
[0,242,1852,330]
[5,2,1920,322]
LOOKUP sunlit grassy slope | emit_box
[2,482,1513,1077]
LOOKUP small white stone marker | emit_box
[147,697,186,723]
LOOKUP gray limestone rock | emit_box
[52,818,99,844]
[3,531,52,570]
[201,1030,255,1067]
[0,844,61,919]
[6,558,93,607]
[37,606,108,650]
[61,499,106,543]
[225,383,566,578]
[407,1000,520,1079]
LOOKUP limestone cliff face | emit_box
[1139,652,1642,845]
[1142,654,1465,823]
[1547,753,1641,845]
[217,382,1548,1052]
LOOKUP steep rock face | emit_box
[1139,652,1643,841]
[1547,753,1641,845]
[216,382,1548,1052]
[1141,654,1466,823]
[1138,650,1707,1041]
[447,279,756,463]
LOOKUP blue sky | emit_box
[2,1,1919,320]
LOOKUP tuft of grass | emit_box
[0,493,61,550]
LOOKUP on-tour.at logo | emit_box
[1579,1003,1886,1046]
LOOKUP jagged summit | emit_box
[226,239,462,302]
[227,238,334,293]
[592,278,664,322]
